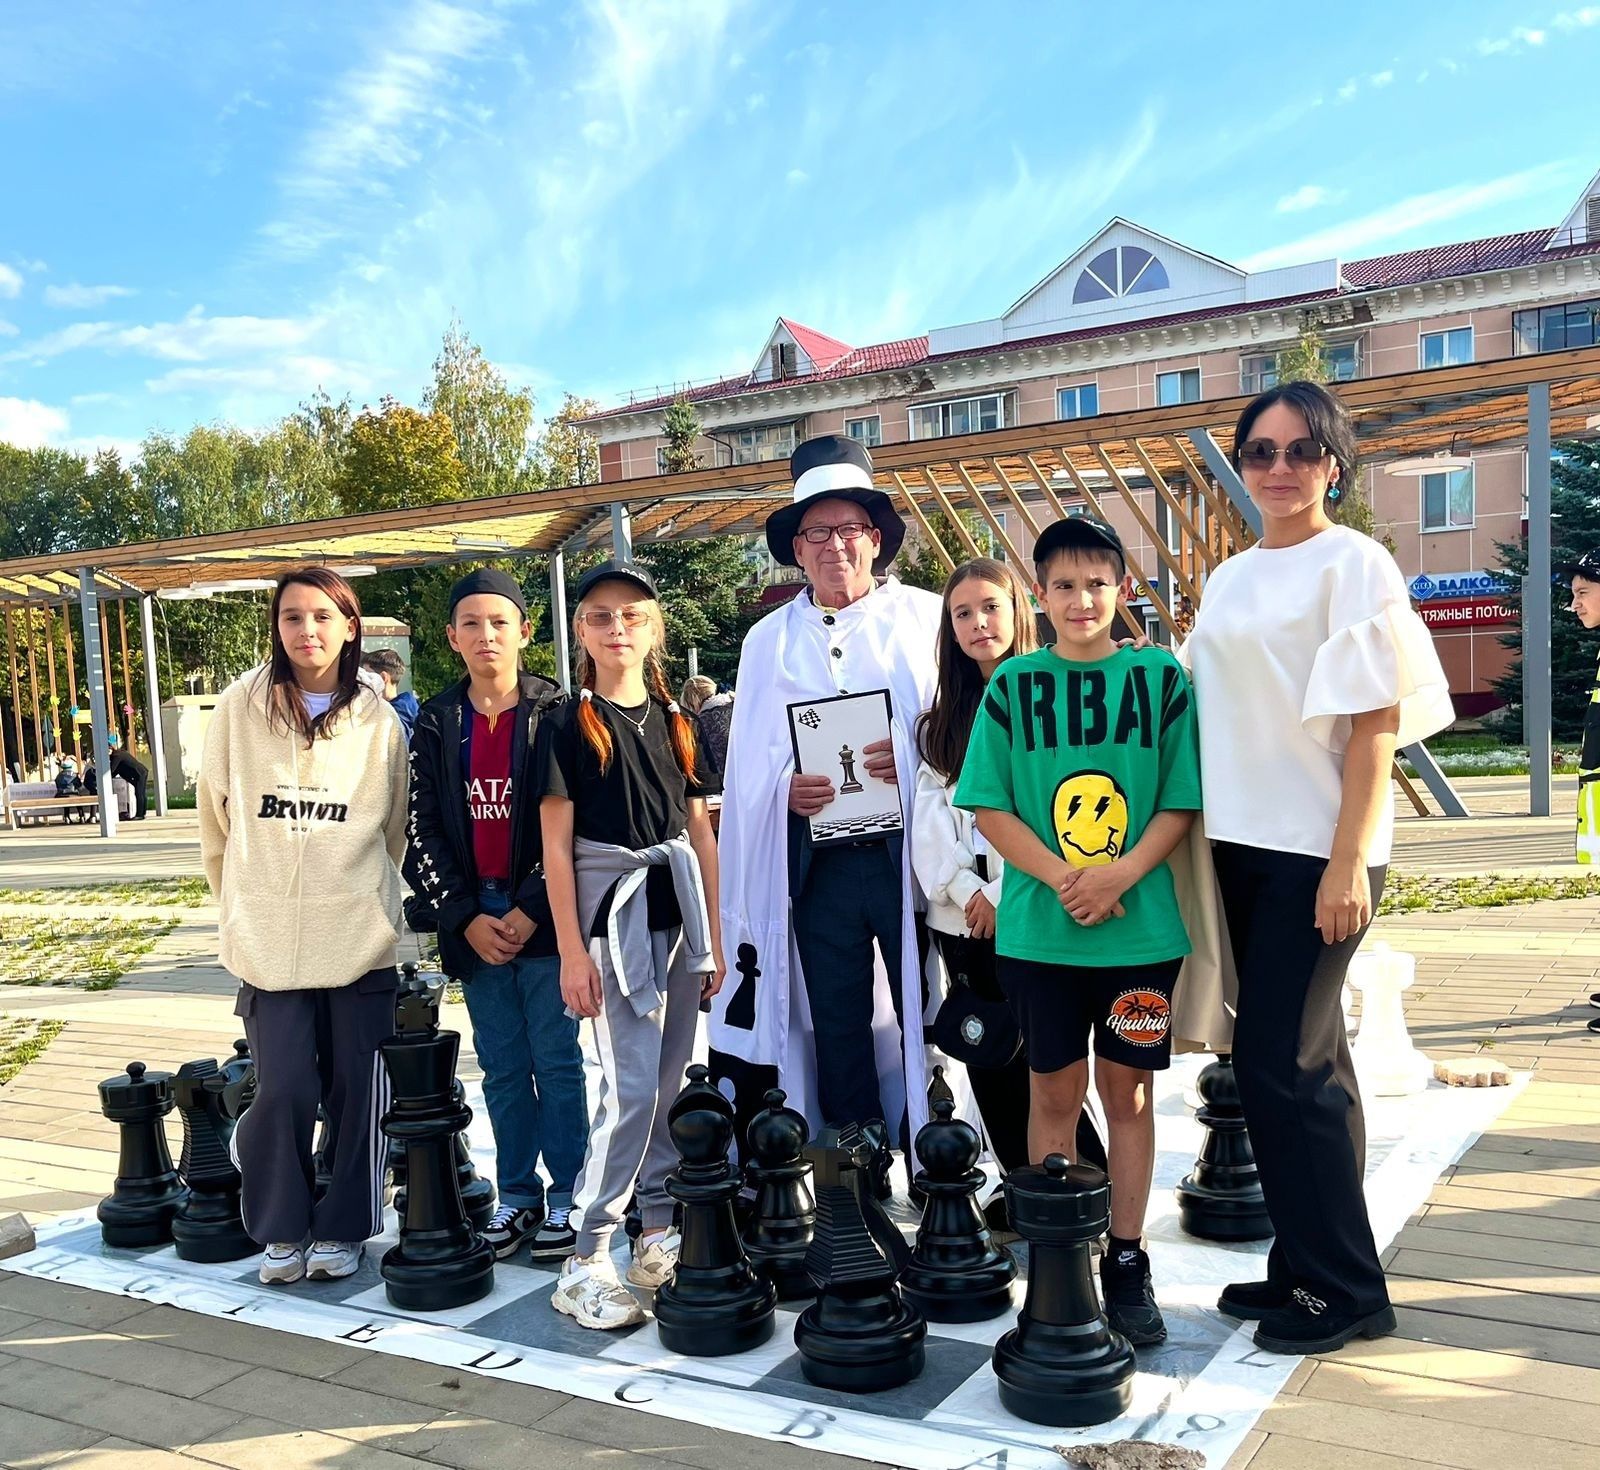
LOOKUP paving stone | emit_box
[0,1321,253,1399]
[0,1278,152,1329]
[113,1304,370,1379]
[0,1352,248,1447]
[327,1355,570,1429]
[0,1401,108,1468]
[200,1367,443,1449]
[183,1416,453,1470]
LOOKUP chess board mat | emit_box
[10,1056,1524,1470]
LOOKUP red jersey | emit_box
[467,708,514,881]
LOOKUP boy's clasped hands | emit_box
[1057,859,1132,927]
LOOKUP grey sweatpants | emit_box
[231,968,397,1246]
[570,928,700,1257]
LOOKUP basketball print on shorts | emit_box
[1106,989,1172,1046]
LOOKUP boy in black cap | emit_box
[955,514,1203,1344]
[404,567,587,1260]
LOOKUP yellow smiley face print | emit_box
[1052,770,1129,868]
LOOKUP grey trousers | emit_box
[232,968,397,1246]
[570,928,700,1257]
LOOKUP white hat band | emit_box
[794,462,875,502]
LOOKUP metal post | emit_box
[1399,742,1470,818]
[78,569,117,838]
[610,502,634,563]
[1526,382,1553,818]
[140,595,170,816]
[687,647,699,678]
[549,550,572,694]
[1187,429,1263,537]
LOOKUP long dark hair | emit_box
[1231,379,1358,505]
[916,557,1038,782]
[264,568,365,746]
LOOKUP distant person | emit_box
[54,757,83,797]
[362,649,420,743]
[680,675,732,780]
[106,733,149,820]
[1561,549,1600,1033]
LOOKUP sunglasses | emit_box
[577,607,650,629]
[1237,437,1330,471]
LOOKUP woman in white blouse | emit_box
[1183,381,1453,1357]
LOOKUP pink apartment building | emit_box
[585,170,1600,717]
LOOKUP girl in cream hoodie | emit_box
[199,568,408,1287]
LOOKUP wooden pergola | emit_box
[1,345,1595,835]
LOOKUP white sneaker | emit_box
[552,1253,645,1330]
[626,1229,681,1290]
[259,1243,305,1284]
[305,1240,364,1280]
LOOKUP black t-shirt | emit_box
[540,695,719,932]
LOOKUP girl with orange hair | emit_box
[540,561,725,1330]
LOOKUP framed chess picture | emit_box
[786,689,904,847]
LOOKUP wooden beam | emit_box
[61,601,80,761]
[1049,454,1157,641]
[982,457,1044,546]
[888,471,956,575]
[1126,439,1216,575]
[1018,453,1072,522]
[1089,445,1202,607]
[1166,435,1253,552]
[4,608,25,776]
[42,606,61,766]
[916,467,983,559]
[24,608,45,776]
[1394,762,1429,816]
[99,604,116,741]
[951,461,1031,571]
[117,601,136,747]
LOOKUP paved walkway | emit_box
[1,781,1598,1470]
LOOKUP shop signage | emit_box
[1408,570,1511,603]
[1417,596,1517,629]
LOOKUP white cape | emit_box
[710,577,964,1140]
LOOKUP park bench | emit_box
[4,792,104,829]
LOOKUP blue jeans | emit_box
[462,883,588,1212]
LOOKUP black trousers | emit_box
[793,842,907,1131]
[1213,841,1389,1317]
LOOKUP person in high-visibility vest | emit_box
[1574,552,1600,1034]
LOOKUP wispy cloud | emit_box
[3,306,322,365]
[1478,25,1547,53]
[786,168,809,188]
[0,395,69,448]
[145,356,371,398]
[1555,7,1600,28]
[43,282,135,309]
[1276,184,1343,214]
[1369,69,1395,86]
[0,320,17,338]
[0,263,21,298]
[1242,163,1573,271]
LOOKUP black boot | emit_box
[1253,1289,1396,1354]
[1218,1279,1291,1320]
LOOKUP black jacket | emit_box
[404,671,566,978]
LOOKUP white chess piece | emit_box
[1347,942,1430,1097]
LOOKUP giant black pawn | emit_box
[655,1065,776,1356]
[451,1080,498,1231]
[900,1097,1016,1322]
[742,1088,816,1302]
[993,1156,1135,1428]
[379,991,494,1311]
[1175,1053,1273,1242]
[170,1060,255,1262]
[97,1062,185,1248]
[794,1144,926,1392]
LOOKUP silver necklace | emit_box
[595,692,650,737]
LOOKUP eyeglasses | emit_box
[796,521,876,546]
[1237,437,1330,471]
[577,607,650,629]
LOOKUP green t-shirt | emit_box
[953,645,1202,967]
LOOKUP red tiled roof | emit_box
[589,225,1592,422]
[779,318,853,370]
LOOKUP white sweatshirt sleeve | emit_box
[197,689,232,900]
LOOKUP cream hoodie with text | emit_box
[199,668,409,991]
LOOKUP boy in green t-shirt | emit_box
[954,514,1201,1346]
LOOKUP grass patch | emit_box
[1399,745,1581,777]
[0,913,178,989]
[1380,871,1600,915]
[0,1015,65,1085]
[0,877,209,907]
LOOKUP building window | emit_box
[1155,369,1201,406]
[908,392,1011,440]
[1419,326,1473,369]
[1323,339,1361,381]
[1057,384,1099,420]
[656,447,669,475]
[1073,246,1170,303]
[1420,466,1474,531]
[844,415,882,448]
[732,422,799,466]
[1240,355,1278,394]
[1514,299,1600,354]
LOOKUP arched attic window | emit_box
[1072,245,1170,303]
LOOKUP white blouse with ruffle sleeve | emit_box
[1180,525,1454,864]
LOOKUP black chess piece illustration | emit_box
[708,1050,781,1170]
[170,1058,255,1262]
[794,1134,926,1391]
[742,1088,816,1301]
[654,1065,777,1356]
[723,942,759,1032]
[1175,1053,1273,1241]
[993,1155,1136,1427]
[379,988,495,1311]
[838,743,864,794]
[927,1062,956,1114]
[900,1096,1016,1322]
[96,1062,185,1248]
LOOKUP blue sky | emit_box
[1,0,1597,462]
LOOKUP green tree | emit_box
[423,320,539,498]
[0,445,90,558]
[536,393,601,488]
[1275,318,1328,385]
[660,397,701,474]
[898,509,988,592]
[1492,442,1600,739]
[637,535,757,686]
[333,397,466,513]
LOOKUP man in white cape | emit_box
[710,435,954,1162]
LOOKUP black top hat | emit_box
[574,560,659,604]
[1032,513,1127,572]
[764,434,906,572]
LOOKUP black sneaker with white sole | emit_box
[1099,1247,1167,1346]
[1589,991,1600,1009]
[528,1205,577,1261]
[481,1205,542,1260]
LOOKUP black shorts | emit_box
[995,955,1182,1074]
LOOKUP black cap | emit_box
[448,567,527,619]
[1562,549,1600,583]
[574,560,658,604]
[1032,514,1127,570]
